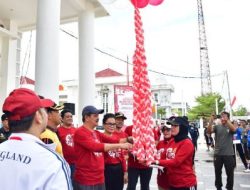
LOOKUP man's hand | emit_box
[124,172,128,184]
[120,142,133,150]
[209,113,216,124]
[127,136,134,144]
[207,113,215,134]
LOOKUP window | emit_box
[154,93,158,103]
[102,92,109,113]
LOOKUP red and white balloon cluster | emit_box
[131,0,164,8]
[130,0,164,165]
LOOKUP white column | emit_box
[78,9,95,121]
[35,0,61,102]
[0,21,18,108]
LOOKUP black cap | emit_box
[115,112,127,120]
[167,116,188,127]
[82,105,104,116]
[1,114,8,121]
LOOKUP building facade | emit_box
[59,68,174,125]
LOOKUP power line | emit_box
[60,28,224,79]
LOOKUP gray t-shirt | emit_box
[214,124,234,155]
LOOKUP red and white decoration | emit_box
[131,2,158,165]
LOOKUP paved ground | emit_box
[124,140,250,190]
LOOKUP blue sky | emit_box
[21,0,250,110]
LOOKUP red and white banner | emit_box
[114,85,133,125]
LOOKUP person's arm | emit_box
[226,120,236,132]
[74,131,105,152]
[120,151,128,184]
[207,114,215,134]
[119,136,133,144]
[104,142,132,152]
[75,130,132,152]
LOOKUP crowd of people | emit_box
[1,87,250,190]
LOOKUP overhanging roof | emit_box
[0,0,109,31]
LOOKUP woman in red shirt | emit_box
[156,125,173,190]
[103,113,127,190]
[153,117,197,190]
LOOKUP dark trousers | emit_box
[214,155,235,190]
[243,143,249,160]
[127,167,152,190]
[236,144,248,168]
[105,163,124,190]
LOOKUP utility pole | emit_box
[197,0,212,95]
[225,70,233,117]
[127,55,130,86]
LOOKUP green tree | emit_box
[187,93,225,120]
[157,107,166,119]
[171,108,182,117]
[232,105,248,116]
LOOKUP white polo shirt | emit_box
[0,133,72,190]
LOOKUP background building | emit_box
[59,68,174,125]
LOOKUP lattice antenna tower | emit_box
[197,0,212,95]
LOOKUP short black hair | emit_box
[221,111,230,119]
[61,109,72,118]
[1,114,8,121]
[102,113,115,125]
[82,113,91,123]
[8,113,35,133]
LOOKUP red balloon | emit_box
[131,0,150,8]
[149,0,164,6]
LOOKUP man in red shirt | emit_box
[115,112,127,132]
[57,109,76,179]
[125,125,153,190]
[73,106,132,190]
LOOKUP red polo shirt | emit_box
[74,126,119,185]
[57,125,76,165]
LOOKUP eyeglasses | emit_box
[105,123,116,127]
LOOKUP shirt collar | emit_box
[9,133,43,144]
